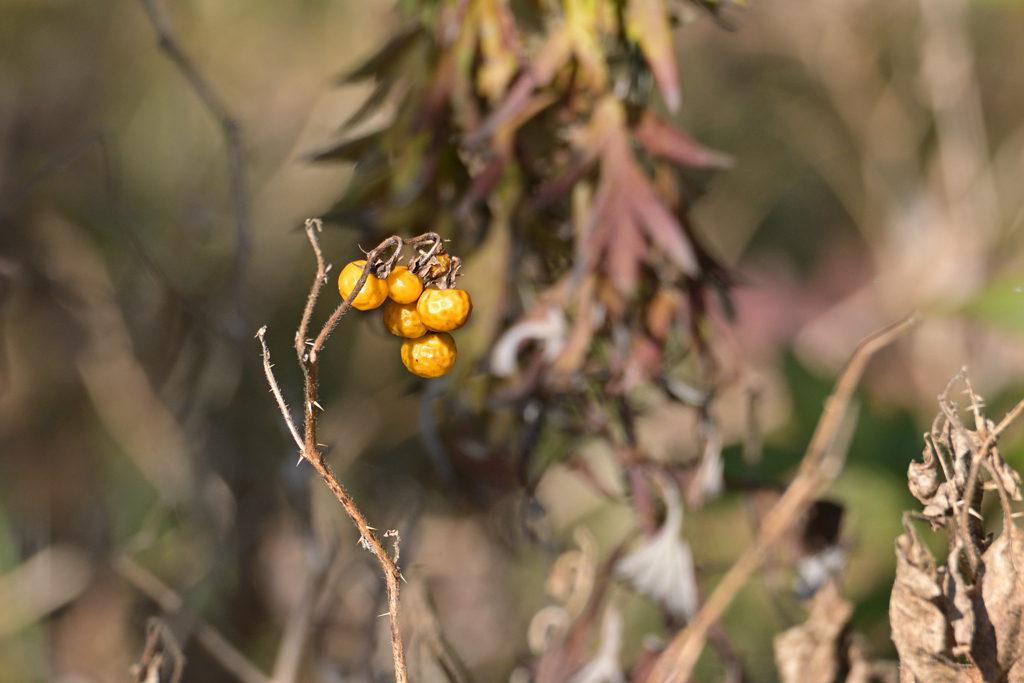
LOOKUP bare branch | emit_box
[256,326,303,451]
[130,618,185,683]
[135,0,251,296]
[295,219,329,362]
[644,312,919,683]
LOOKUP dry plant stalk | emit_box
[129,617,185,683]
[645,313,919,683]
[889,369,1024,682]
[258,219,447,683]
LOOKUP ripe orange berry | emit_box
[338,260,389,311]
[383,301,428,339]
[417,289,472,332]
[401,332,457,378]
[385,266,423,304]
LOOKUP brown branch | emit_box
[135,0,251,296]
[644,312,919,683]
[295,219,329,363]
[257,327,303,451]
[130,618,185,683]
[114,555,270,683]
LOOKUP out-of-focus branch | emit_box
[644,313,919,683]
[130,618,185,683]
[135,0,251,296]
[918,0,1002,244]
[114,555,270,683]
[270,545,337,683]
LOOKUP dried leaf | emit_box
[988,448,1024,502]
[567,607,625,683]
[614,480,698,619]
[944,543,975,658]
[977,524,1024,678]
[889,516,974,682]
[773,581,852,683]
[908,441,941,506]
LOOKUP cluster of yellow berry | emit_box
[337,258,472,378]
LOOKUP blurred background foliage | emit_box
[2,0,1024,681]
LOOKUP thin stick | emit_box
[135,0,251,295]
[256,327,302,450]
[644,313,918,683]
[295,219,329,363]
[114,555,270,683]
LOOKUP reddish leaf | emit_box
[573,98,702,294]
[627,169,699,276]
[633,112,733,169]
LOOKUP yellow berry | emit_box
[401,332,457,378]
[416,289,473,332]
[383,301,428,339]
[385,266,424,304]
[338,260,389,311]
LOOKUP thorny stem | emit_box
[260,225,443,683]
[644,313,919,683]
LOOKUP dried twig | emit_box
[257,327,302,451]
[644,312,919,683]
[130,617,185,683]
